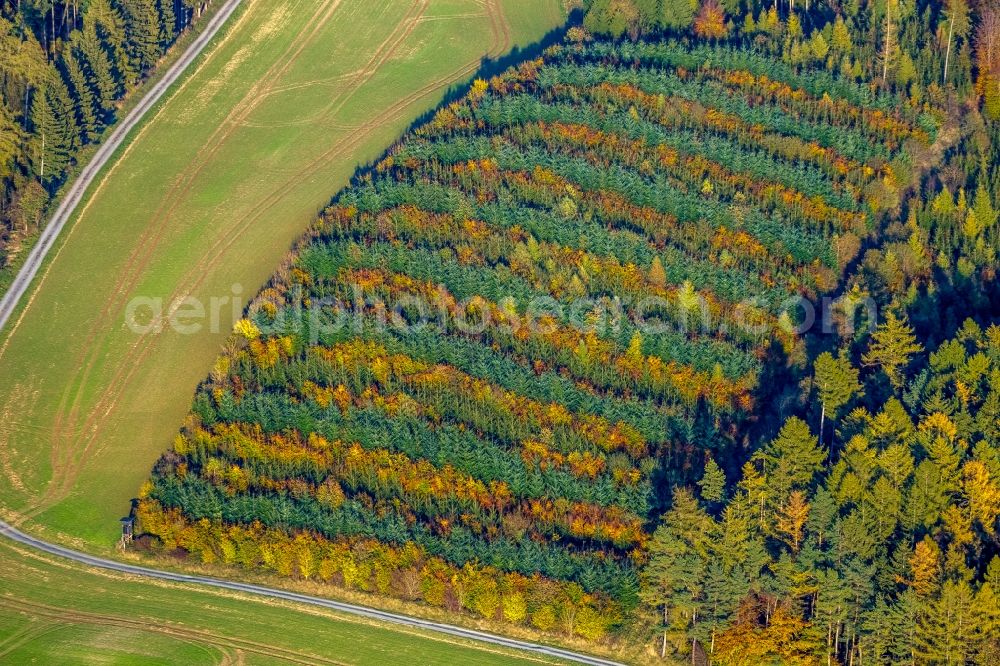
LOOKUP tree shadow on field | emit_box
[321,10,584,210]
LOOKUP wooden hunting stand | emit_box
[118,516,134,551]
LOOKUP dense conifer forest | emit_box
[130,0,1000,662]
[0,0,211,284]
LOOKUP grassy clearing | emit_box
[0,0,564,547]
[0,540,562,665]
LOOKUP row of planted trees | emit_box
[137,31,934,646]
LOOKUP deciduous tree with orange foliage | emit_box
[693,0,728,40]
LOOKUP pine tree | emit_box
[122,0,163,72]
[61,49,101,143]
[862,312,923,389]
[29,78,77,184]
[158,0,177,46]
[814,351,862,444]
[698,455,726,504]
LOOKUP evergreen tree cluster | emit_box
[644,316,1000,664]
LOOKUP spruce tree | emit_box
[972,581,1000,664]
[916,580,975,663]
[61,49,101,143]
[122,0,163,72]
[583,0,638,38]
[862,312,923,389]
[756,417,824,500]
[642,487,715,659]
[158,0,177,46]
[77,23,120,115]
[659,0,697,30]
[814,351,862,443]
[29,78,77,184]
[0,95,20,179]
[88,0,137,88]
[698,455,726,504]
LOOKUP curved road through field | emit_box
[0,0,244,335]
[0,521,623,665]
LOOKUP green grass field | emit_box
[0,540,563,665]
[0,0,565,549]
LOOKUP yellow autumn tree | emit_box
[908,536,941,596]
[775,491,810,553]
[963,460,1000,535]
[693,0,727,39]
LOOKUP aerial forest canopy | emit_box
[132,0,1000,663]
[0,0,210,286]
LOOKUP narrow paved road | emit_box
[0,520,623,665]
[0,0,244,335]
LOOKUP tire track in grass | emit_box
[0,524,609,665]
[33,0,349,520]
[33,0,425,518]
[0,0,265,377]
[30,1,519,518]
[25,0,445,519]
[235,0,428,105]
[0,0,256,521]
[44,0,342,480]
[0,598,346,665]
[242,0,432,129]
[310,0,431,125]
[490,0,512,57]
[38,0,324,520]
[48,0,407,452]
[0,620,65,661]
[45,0,340,423]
